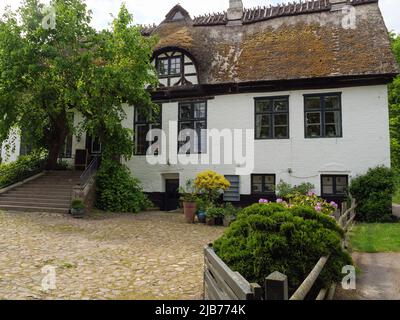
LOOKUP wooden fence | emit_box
[204,199,357,301]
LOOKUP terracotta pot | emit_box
[206,217,215,226]
[183,201,197,223]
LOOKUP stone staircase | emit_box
[0,171,82,214]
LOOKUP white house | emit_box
[2,0,399,211]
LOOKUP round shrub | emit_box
[349,166,395,222]
[213,203,352,296]
[96,159,152,213]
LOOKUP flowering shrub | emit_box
[258,192,338,215]
[194,170,230,202]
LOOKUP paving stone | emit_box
[0,210,224,300]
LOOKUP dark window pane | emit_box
[169,57,181,75]
[324,111,340,124]
[157,59,169,76]
[325,124,340,137]
[322,176,333,186]
[179,104,192,120]
[253,176,262,184]
[323,185,334,194]
[274,126,288,139]
[274,99,289,112]
[252,184,263,193]
[306,125,321,138]
[194,103,206,119]
[336,176,347,187]
[305,97,321,110]
[135,125,148,154]
[325,95,340,109]
[306,112,321,124]
[256,100,273,113]
[256,114,270,139]
[274,114,288,126]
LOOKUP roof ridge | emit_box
[192,0,378,26]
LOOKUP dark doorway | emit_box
[165,179,180,211]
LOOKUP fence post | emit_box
[265,271,288,300]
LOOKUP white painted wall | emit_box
[124,85,391,196]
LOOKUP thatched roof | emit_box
[144,0,398,86]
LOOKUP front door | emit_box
[165,179,180,211]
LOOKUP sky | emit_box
[1,0,399,33]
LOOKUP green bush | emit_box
[0,153,46,188]
[96,159,152,213]
[276,180,315,199]
[349,166,395,222]
[213,203,351,295]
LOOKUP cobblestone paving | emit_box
[0,210,225,300]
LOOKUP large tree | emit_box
[389,33,400,169]
[0,0,157,169]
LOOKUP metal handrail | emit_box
[79,156,99,187]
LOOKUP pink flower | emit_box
[308,191,316,196]
[259,199,269,204]
[315,205,322,212]
[330,201,338,209]
[276,198,284,203]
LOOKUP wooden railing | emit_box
[204,199,357,301]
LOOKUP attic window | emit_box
[157,56,182,77]
[172,11,184,21]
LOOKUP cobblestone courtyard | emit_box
[0,210,225,300]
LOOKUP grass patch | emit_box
[349,223,400,253]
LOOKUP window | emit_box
[178,101,207,154]
[305,93,342,138]
[134,105,162,155]
[255,96,289,139]
[251,174,276,194]
[20,131,33,156]
[60,113,74,158]
[321,175,348,196]
[157,56,182,77]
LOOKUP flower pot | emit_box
[214,217,224,226]
[197,211,206,224]
[206,217,215,226]
[71,208,85,219]
[183,201,197,223]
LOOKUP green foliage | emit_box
[71,199,85,210]
[213,203,352,295]
[389,33,400,169]
[196,197,212,212]
[349,166,395,222]
[206,206,226,218]
[0,152,47,188]
[0,0,158,168]
[96,159,152,213]
[276,180,315,199]
[289,192,338,215]
[223,202,241,217]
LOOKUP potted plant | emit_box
[206,206,225,226]
[223,202,240,227]
[178,179,198,224]
[70,199,85,219]
[196,197,211,224]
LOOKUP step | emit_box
[0,193,71,201]
[5,190,72,197]
[0,205,69,214]
[29,179,80,184]
[15,187,73,192]
[0,200,70,209]
[0,197,71,205]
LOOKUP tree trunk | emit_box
[46,112,69,170]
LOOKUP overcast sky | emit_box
[1,0,399,33]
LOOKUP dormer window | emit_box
[157,56,182,77]
[153,50,199,87]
